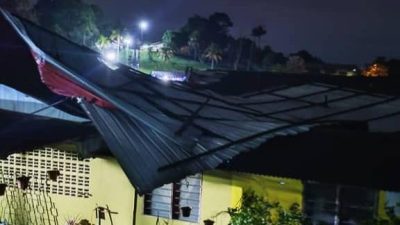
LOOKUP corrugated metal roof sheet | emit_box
[0,84,88,122]
[2,9,400,193]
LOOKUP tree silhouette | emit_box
[162,30,176,50]
[159,47,174,62]
[95,34,110,50]
[286,56,307,74]
[251,25,267,47]
[34,0,100,46]
[188,30,200,60]
[246,26,266,71]
[2,0,37,21]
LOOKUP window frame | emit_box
[143,174,203,223]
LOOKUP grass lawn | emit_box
[138,50,209,74]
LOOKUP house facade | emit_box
[0,147,397,225]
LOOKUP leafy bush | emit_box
[362,204,400,225]
[227,190,307,225]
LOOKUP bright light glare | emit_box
[104,51,117,62]
[100,50,119,70]
[160,75,170,82]
[139,20,149,31]
[124,36,133,46]
[141,44,150,49]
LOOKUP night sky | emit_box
[91,0,400,65]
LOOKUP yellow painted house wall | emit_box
[1,151,396,225]
[50,157,136,225]
[230,172,304,208]
[0,154,305,225]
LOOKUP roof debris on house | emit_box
[1,9,400,193]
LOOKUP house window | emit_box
[385,192,400,216]
[144,174,202,222]
[304,181,377,225]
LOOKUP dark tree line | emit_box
[7,1,398,76]
[1,0,121,48]
[161,12,326,72]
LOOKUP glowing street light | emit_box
[138,20,149,41]
[139,20,149,31]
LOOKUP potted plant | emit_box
[16,176,31,190]
[203,219,215,225]
[47,170,61,181]
[180,206,192,217]
[0,183,7,196]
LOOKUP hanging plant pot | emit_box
[16,176,31,190]
[47,170,61,181]
[204,219,215,225]
[0,183,7,196]
[181,206,192,217]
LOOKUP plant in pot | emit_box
[180,179,192,217]
[203,219,215,225]
[0,183,7,196]
[16,176,31,190]
[180,206,192,217]
[47,170,61,182]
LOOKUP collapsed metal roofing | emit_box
[0,84,99,158]
[1,9,400,193]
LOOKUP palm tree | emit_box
[159,47,174,62]
[109,29,121,54]
[251,25,267,47]
[188,30,200,60]
[95,35,110,51]
[204,43,223,70]
[247,25,267,71]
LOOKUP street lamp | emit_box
[138,20,149,41]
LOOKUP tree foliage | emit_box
[1,0,37,21]
[204,43,223,69]
[291,50,323,65]
[252,25,267,47]
[188,30,201,60]
[1,0,123,49]
[34,0,100,46]
[162,30,177,50]
[159,47,175,62]
[286,56,307,74]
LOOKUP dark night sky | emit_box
[91,0,400,65]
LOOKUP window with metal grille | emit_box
[304,181,377,225]
[144,174,202,222]
[385,192,400,216]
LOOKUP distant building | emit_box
[306,63,360,76]
[141,42,164,51]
